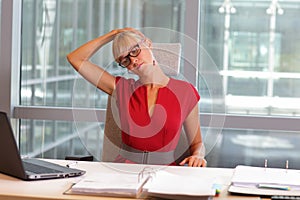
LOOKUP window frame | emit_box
[0,0,299,136]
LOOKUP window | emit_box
[200,0,300,168]
[200,0,300,116]
[18,0,186,160]
[1,0,300,167]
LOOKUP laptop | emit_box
[0,111,85,180]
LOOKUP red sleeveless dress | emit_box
[112,77,200,165]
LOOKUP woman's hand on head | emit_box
[179,156,207,167]
[113,27,136,34]
[116,27,134,33]
[114,27,145,38]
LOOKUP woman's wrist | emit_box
[107,29,118,38]
[192,153,205,159]
[191,143,205,158]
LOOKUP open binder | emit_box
[66,166,216,199]
[142,170,216,200]
[228,165,300,196]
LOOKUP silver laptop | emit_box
[0,111,85,180]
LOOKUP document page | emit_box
[70,172,147,197]
[229,165,300,196]
[231,165,300,190]
[69,167,216,199]
[143,171,216,199]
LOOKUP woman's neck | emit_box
[139,64,170,87]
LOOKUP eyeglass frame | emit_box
[118,39,146,68]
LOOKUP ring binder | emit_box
[66,165,216,199]
[228,164,300,196]
[138,166,156,183]
[265,159,268,170]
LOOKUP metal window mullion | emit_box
[27,0,39,156]
[11,0,22,147]
[118,0,124,27]
[52,121,57,158]
[109,0,115,30]
[71,121,75,157]
[171,0,178,31]
[126,0,131,27]
[28,120,34,153]
[95,0,105,67]
[69,137,74,157]
[14,106,107,122]
[267,8,276,114]
[13,106,300,132]
[31,0,39,106]
[140,1,146,27]
[99,0,105,35]
[87,0,93,40]
[0,0,13,114]
[84,130,89,152]
[72,0,79,50]
[0,0,22,149]
[200,113,300,132]
[54,0,61,106]
[86,0,94,108]
[0,0,22,115]
[96,127,101,159]
[183,0,199,86]
[179,1,185,38]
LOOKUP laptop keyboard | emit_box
[23,161,63,174]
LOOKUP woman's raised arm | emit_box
[67,28,132,95]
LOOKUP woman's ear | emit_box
[145,38,152,48]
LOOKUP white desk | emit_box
[0,159,260,200]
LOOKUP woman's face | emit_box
[118,39,153,72]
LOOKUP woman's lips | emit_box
[135,62,144,69]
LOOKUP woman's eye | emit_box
[131,47,139,55]
[121,58,129,65]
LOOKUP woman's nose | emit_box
[131,57,138,64]
[130,57,138,66]
[127,57,138,70]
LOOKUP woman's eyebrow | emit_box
[120,44,139,59]
[128,44,139,51]
[117,41,141,62]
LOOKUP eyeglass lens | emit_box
[119,45,141,68]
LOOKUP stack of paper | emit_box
[67,169,216,199]
[229,165,300,196]
[144,171,216,200]
[70,172,148,198]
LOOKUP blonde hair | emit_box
[112,31,145,62]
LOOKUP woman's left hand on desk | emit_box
[179,156,207,167]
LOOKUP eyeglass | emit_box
[118,44,142,68]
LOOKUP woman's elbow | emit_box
[66,52,75,65]
[66,53,80,71]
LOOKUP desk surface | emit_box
[0,159,261,200]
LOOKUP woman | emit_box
[67,27,206,167]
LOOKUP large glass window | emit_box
[199,0,300,167]
[21,0,185,108]
[0,0,298,167]
[19,0,186,160]
[200,0,300,116]
[206,128,300,168]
